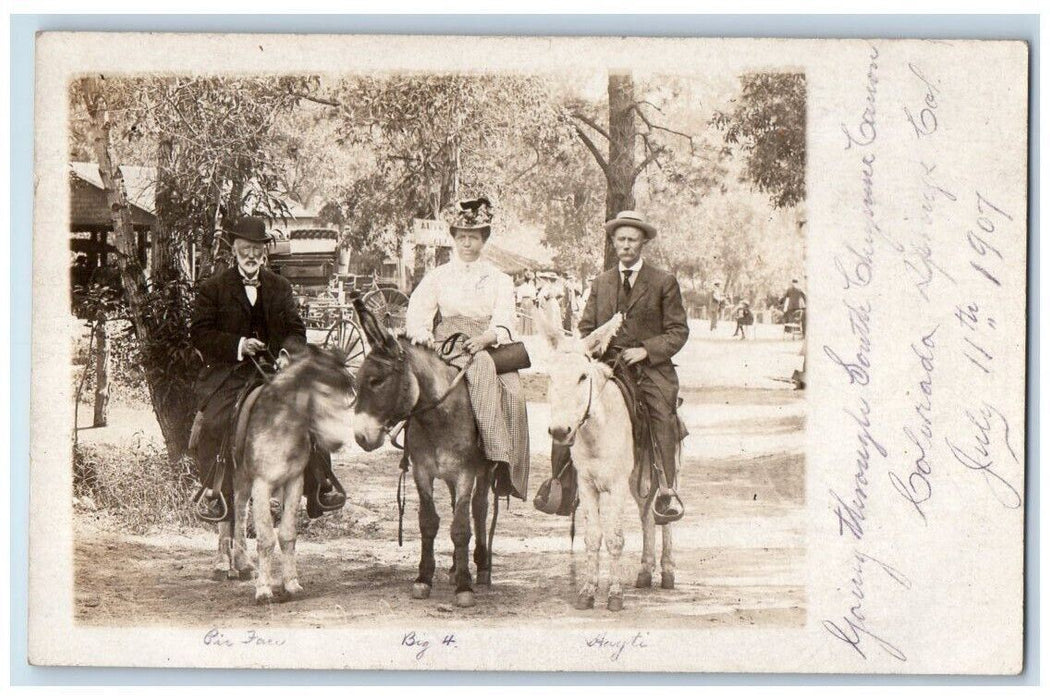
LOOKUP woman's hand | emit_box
[464,330,498,354]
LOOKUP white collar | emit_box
[237,266,260,282]
[618,259,644,275]
[451,254,487,272]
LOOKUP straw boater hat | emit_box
[604,210,657,240]
[448,197,494,241]
[223,216,272,244]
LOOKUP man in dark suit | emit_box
[190,216,345,521]
[780,278,807,336]
[546,211,690,522]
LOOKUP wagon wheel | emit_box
[363,288,409,331]
[324,318,367,375]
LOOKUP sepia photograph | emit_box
[67,64,807,627]
[28,32,1027,674]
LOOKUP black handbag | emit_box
[486,325,531,373]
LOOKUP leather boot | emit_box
[305,449,346,518]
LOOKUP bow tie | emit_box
[241,277,260,288]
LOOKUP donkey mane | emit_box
[269,346,352,392]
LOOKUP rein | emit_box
[559,350,632,444]
[246,350,277,383]
[385,349,474,447]
[559,362,598,445]
[385,336,475,545]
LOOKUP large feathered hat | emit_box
[447,197,494,241]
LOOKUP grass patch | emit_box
[73,437,199,533]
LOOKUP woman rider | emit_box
[403,197,530,499]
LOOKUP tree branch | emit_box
[634,132,667,176]
[632,149,662,179]
[289,91,342,108]
[507,146,542,186]
[571,112,610,141]
[573,125,609,175]
[632,99,664,112]
[631,103,695,147]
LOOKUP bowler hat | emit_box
[224,216,272,244]
[604,210,657,239]
[449,197,494,241]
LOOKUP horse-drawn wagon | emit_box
[294,274,409,374]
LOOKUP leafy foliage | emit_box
[328,74,574,255]
[712,73,806,209]
[70,75,319,457]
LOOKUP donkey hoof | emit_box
[607,594,625,612]
[661,572,675,590]
[254,587,274,605]
[284,580,304,598]
[635,571,653,589]
[574,594,595,610]
[476,570,491,586]
[411,582,432,600]
[455,590,476,608]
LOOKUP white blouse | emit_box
[405,256,517,344]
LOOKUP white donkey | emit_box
[538,312,675,612]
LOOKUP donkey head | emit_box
[351,295,418,451]
[536,309,623,446]
[277,344,356,452]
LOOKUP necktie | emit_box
[242,276,260,288]
[622,269,633,297]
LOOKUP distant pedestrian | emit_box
[780,278,807,336]
[732,300,754,340]
[709,281,725,331]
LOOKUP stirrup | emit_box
[313,478,347,513]
[192,486,229,523]
[652,489,684,525]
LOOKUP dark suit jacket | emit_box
[579,262,689,403]
[780,285,806,313]
[190,265,307,407]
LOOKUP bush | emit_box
[73,436,199,533]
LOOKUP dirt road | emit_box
[76,356,806,629]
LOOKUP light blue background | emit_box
[9,13,1039,685]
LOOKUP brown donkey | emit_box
[352,303,494,608]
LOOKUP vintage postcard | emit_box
[28,33,1027,673]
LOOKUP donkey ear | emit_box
[581,312,623,358]
[352,294,393,350]
[532,304,563,350]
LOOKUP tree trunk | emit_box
[604,72,637,270]
[92,315,110,428]
[80,78,192,460]
[150,136,186,285]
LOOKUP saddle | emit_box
[610,374,651,475]
[192,378,265,523]
[534,367,687,522]
[232,384,266,472]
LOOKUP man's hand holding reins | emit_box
[239,337,267,358]
[620,347,649,366]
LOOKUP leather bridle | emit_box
[376,341,475,446]
[555,362,597,446]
